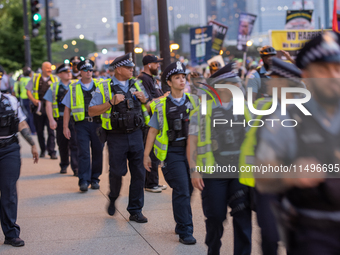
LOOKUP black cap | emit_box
[23,66,32,76]
[296,31,340,69]
[265,57,302,83]
[110,53,135,69]
[70,56,80,64]
[77,59,95,71]
[161,61,186,84]
[209,62,241,85]
[56,63,71,74]
[142,54,163,65]
[259,46,277,56]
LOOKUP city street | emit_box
[0,135,285,255]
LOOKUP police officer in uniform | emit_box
[0,73,39,247]
[255,31,340,255]
[62,59,103,192]
[239,57,303,255]
[26,62,58,159]
[189,63,252,254]
[13,67,36,134]
[89,53,150,223]
[144,61,199,244]
[44,64,79,175]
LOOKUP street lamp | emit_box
[102,48,108,54]
[134,47,143,54]
[170,43,180,52]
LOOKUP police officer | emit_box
[239,57,303,255]
[255,31,340,254]
[88,53,150,223]
[144,61,199,244]
[70,56,81,80]
[189,63,252,254]
[44,64,79,175]
[13,67,36,134]
[26,62,58,159]
[0,71,39,247]
[138,54,167,193]
[62,59,103,192]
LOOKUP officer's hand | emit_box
[143,155,152,172]
[33,99,40,106]
[133,91,146,103]
[112,94,125,105]
[63,127,71,140]
[191,171,204,191]
[32,145,39,163]
[50,119,57,130]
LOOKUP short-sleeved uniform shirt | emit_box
[89,76,148,107]
[44,82,71,116]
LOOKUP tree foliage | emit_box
[0,0,46,72]
[51,39,97,64]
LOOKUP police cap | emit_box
[209,62,241,85]
[77,59,95,71]
[296,31,340,69]
[110,53,135,70]
[161,61,186,84]
[265,57,302,83]
[56,63,71,74]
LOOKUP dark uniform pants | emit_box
[202,178,252,255]
[107,129,145,215]
[0,142,21,239]
[56,118,78,172]
[33,112,55,155]
[74,121,103,186]
[254,188,280,255]
[162,146,193,239]
[143,127,160,188]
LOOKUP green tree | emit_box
[0,0,46,72]
[51,39,97,64]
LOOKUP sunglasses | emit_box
[82,69,93,72]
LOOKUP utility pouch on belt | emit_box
[111,112,118,129]
[118,115,124,128]
[96,127,107,143]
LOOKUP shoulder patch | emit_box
[95,87,101,93]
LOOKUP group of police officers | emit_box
[0,31,340,254]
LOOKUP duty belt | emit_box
[0,136,18,148]
[169,140,186,147]
[83,117,101,123]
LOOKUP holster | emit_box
[96,126,107,143]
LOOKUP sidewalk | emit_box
[0,136,285,255]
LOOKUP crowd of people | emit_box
[0,31,340,255]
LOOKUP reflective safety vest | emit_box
[14,77,30,99]
[239,98,273,187]
[196,100,251,174]
[150,93,199,161]
[69,80,99,122]
[50,81,75,118]
[32,73,58,100]
[98,79,150,130]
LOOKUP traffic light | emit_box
[53,20,62,41]
[31,0,41,37]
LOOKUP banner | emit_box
[270,29,330,59]
[190,26,213,66]
[236,13,257,52]
[333,0,340,33]
[208,20,228,55]
[285,10,313,30]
